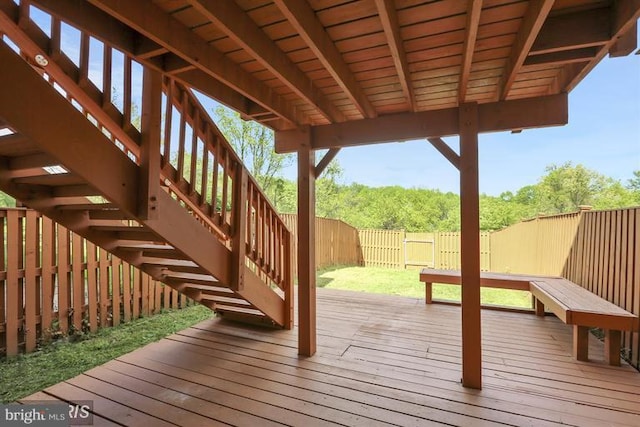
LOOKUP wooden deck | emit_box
[22,288,640,426]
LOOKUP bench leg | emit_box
[573,325,589,362]
[425,282,432,304]
[534,298,545,316]
[604,330,621,366]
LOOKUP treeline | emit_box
[266,163,640,232]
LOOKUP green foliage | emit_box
[0,306,211,403]
[214,106,293,194]
[0,191,16,207]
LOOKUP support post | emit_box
[297,138,316,356]
[459,102,482,389]
[138,67,162,219]
[231,166,248,291]
[573,325,589,361]
[604,329,621,366]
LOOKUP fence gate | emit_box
[403,233,436,269]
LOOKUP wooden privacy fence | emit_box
[281,214,363,273]
[358,229,491,270]
[490,207,640,369]
[1,208,192,357]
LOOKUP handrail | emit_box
[0,1,292,296]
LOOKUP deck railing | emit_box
[0,208,192,356]
[0,1,292,307]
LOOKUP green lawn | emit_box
[318,266,533,308]
[0,305,212,403]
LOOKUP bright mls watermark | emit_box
[1,401,93,426]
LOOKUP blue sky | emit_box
[278,53,640,196]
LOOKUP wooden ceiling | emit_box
[31,1,640,136]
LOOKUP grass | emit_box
[0,305,212,403]
[317,265,533,308]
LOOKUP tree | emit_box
[536,163,607,214]
[213,106,292,194]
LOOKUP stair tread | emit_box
[57,203,118,210]
[214,305,265,317]
[164,272,218,283]
[142,258,200,269]
[0,133,40,156]
[14,173,85,186]
[200,294,253,307]
[179,284,234,294]
[118,244,177,251]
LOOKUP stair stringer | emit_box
[0,41,286,326]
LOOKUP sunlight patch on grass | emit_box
[317,266,532,308]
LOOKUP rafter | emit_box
[273,0,377,119]
[458,0,483,103]
[374,0,415,111]
[185,0,343,124]
[500,0,554,100]
[28,0,273,126]
[85,0,301,125]
[275,94,568,153]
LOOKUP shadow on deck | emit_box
[22,288,640,426]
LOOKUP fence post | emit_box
[231,166,248,291]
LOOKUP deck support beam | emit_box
[459,102,482,389]
[297,135,316,356]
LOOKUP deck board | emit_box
[24,288,640,426]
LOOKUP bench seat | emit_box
[420,268,638,366]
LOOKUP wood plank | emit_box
[72,233,84,331]
[132,267,140,319]
[111,257,121,326]
[5,210,20,355]
[98,248,109,327]
[57,225,70,334]
[41,216,54,338]
[24,210,38,352]
[122,262,132,322]
[86,242,98,333]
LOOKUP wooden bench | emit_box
[419,268,638,366]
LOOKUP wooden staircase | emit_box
[0,2,293,328]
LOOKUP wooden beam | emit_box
[459,0,483,103]
[28,0,263,125]
[185,0,343,124]
[610,22,638,57]
[530,8,610,55]
[500,0,555,99]
[374,0,416,111]
[88,0,303,125]
[274,0,377,119]
[459,102,481,389]
[525,47,598,66]
[314,148,340,178]
[275,94,568,153]
[297,137,316,356]
[427,138,460,170]
[560,0,640,92]
[138,66,162,220]
[230,167,248,291]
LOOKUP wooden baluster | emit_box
[190,108,199,195]
[221,150,229,227]
[102,45,112,109]
[211,136,220,218]
[162,79,173,169]
[123,56,132,131]
[79,34,90,86]
[176,89,187,182]
[200,127,210,206]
